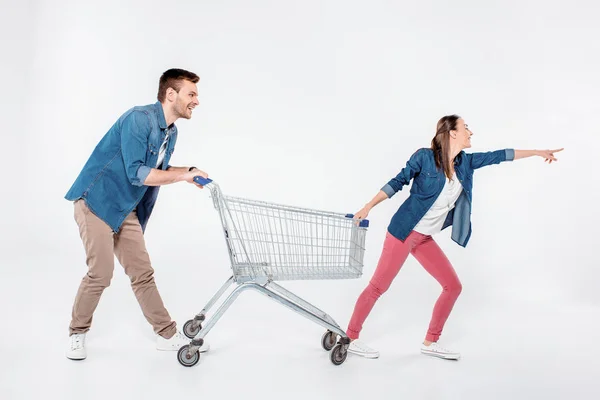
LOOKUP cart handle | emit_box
[345,214,370,228]
[193,176,213,186]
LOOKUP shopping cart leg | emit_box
[188,281,347,340]
[253,283,351,365]
[257,284,349,341]
[186,281,257,345]
[182,276,234,339]
[267,282,338,328]
[265,282,350,355]
[182,281,350,366]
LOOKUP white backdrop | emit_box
[2,0,599,399]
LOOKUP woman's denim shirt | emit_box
[381,147,515,247]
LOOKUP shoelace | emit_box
[352,341,373,352]
[429,343,452,353]
[166,332,186,344]
[71,335,84,350]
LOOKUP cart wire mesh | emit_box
[207,184,369,282]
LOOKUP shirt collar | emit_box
[154,101,169,130]
[454,151,465,166]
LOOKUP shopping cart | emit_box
[177,176,370,367]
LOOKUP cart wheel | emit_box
[177,345,200,367]
[183,319,201,339]
[321,331,337,351]
[330,344,348,366]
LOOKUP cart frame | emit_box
[177,178,369,367]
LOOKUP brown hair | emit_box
[157,68,200,102]
[431,115,460,180]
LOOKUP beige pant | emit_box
[69,199,176,338]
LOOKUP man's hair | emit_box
[157,68,200,102]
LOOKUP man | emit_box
[64,68,210,360]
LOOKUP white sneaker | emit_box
[347,339,379,359]
[420,342,460,360]
[156,331,210,352]
[66,333,87,360]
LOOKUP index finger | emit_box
[551,148,564,153]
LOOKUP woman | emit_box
[346,115,562,360]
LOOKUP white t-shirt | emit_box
[413,173,463,235]
[156,131,170,169]
[134,132,170,213]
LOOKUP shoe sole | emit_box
[420,350,460,360]
[347,349,379,359]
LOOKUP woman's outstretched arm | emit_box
[469,148,564,169]
[515,148,564,163]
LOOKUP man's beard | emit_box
[176,101,192,119]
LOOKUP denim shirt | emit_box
[65,102,178,233]
[381,148,515,247]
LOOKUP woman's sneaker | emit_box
[66,333,87,360]
[347,340,380,358]
[420,342,460,360]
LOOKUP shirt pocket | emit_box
[423,170,440,182]
[146,142,159,165]
[415,170,440,192]
[148,143,158,156]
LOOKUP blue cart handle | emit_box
[345,214,370,228]
[193,176,213,186]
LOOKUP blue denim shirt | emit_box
[381,148,515,247]
[65,102,178,233]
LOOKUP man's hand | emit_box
[183,168,209,188]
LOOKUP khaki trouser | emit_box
[69,199,176,339]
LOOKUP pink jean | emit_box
[347,231,462,342]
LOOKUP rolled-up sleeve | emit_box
[469,148,514,170]
[120,111,152,186]
[381,149,425,198]
[505,148,515,161]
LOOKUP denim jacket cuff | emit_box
[505,149,515,161]
[381,184,396,198]
[135,165,152,186]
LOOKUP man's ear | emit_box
[166,87,177,102]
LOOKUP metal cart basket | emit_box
[177,177,369,367]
